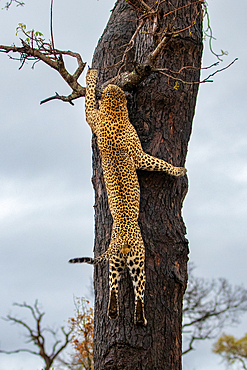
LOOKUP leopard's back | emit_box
[99,84,141,229]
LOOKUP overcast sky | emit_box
[0,1,246,369]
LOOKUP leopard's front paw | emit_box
[174,166,187,177]
[86,68,98,85]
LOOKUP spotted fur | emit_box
[69,69,187,325]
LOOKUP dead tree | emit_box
[0,301,73,370]
[91,1,203,369]
[182,264,247,355]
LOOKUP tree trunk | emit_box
[91,1,203,369]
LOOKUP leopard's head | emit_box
[100,85,127,112]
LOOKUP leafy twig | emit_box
[2,0,24,10]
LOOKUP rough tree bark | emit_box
[91,1,203,369]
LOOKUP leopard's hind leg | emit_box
[127,234,147,326]
[108,255,126,319]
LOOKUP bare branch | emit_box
[147,31,172,64]
[0,42,57,69]
[0,348,39,356]
[50,0,57,59]
[0,41,87,104]
[156,58,238,87]
[200,57,238,82]
[40,90,84,105]
[2,314,36,338]
[182,335,202,355]
[51,338,62,357]
[182,264,247,355]
[53,326,73,359]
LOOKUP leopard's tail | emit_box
[69,257,94,265]
[69,242,128,266]
[68,251,112,265]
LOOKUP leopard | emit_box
[69,68,187,326]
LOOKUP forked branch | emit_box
[0,300,73,370]
[0,40,86,104]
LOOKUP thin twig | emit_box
[200,58,238,82]
[40,91,81,105]
[50,0,57,59]
[156,58,238,86]
[163,0,204,20]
